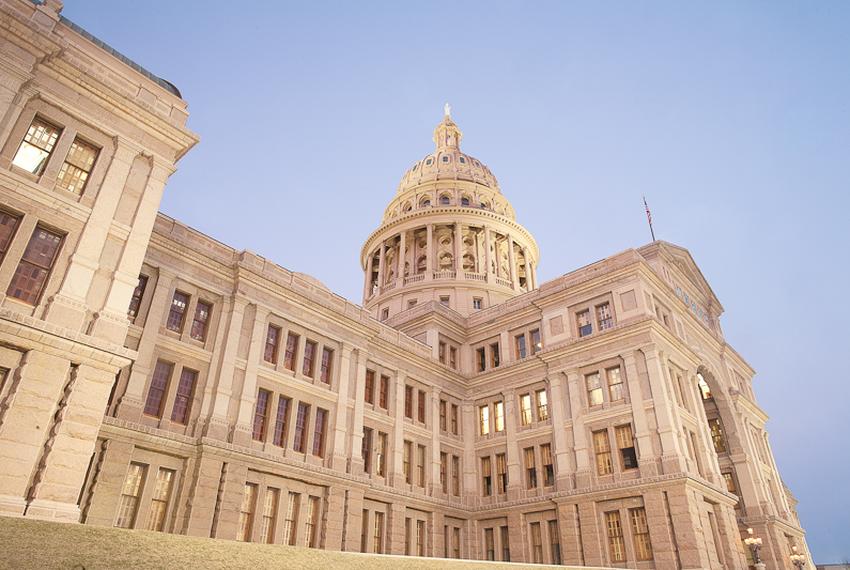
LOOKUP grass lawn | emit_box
[0,516,610,570]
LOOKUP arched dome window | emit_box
[480,201,489,210]
[439,194,451,206]
[461,195,471,206]
[402,202,412,213]
[441,155,450,163]
[420,197,431,208]
[426,158,433,166]
[459,156,466,164]
[462,253,476,271]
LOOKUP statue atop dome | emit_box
[434,107,462,150]
[444,102,451,118]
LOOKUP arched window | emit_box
[420,198,431,208]
[402,202,412,213]
[439,194,451,206]
[480,201,489,210]
[426,158,433,166]
[459,156,466,164]
[461,196,470,206]
[442,155,450,163]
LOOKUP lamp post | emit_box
[790,545,806,569]
[744,527,764,569]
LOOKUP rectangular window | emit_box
[449,346,457,369]
[535,389,549,421]
[361,510,369,553]
[723,471,737,494]
[607,366,624,402]
[494,400,505,432]
[541,443,555,486]
[272,396,290,447]
[452,526,460,558]
[320,347,333,384]
[0,367,8,394]
[439,399,447,431]
[379,374,389,409]
[708,418,727,453]
[530,328,541,353]
[501,526,510,561]
[259,487,279,544]
[530,521,543,563]
[489,342,500,367]
[236,483,258,542]
[0,211,21,269]
[373,511,385,554]
[417,389,426,423]
[577,309,592,337]
[630,507,653,561]
[293,402,309,453]
[416,520,425,556]
[476,347,486,372]
[376,432,387,477]
[127,274,148,323]
[524,447,537,489]
[586,372,603,406]
[451,455,460,496]
[450,404,459,435]
[417,444,426,487]
[56,136,99,194]
[312,407,327,457]
[283,332,299,371]
[6,225,63,305]
[362,427,373,474]
[616,424,638,470]
[485,527,495,560]
[253,389,271,441]
[515,333,527,359]
[302,340,317,377]
[473,297,483,310]
[165,291,189,332]
[519,393,533,426]
[404,385,413,419]
[12,117,61,175]
[283,492,299,546]
[549,520,562,564]
[403,440,412,484]
[146,467,175,532]
[405,518,411,555]
[364,369,375,404]
[439,295,450,307]
[479,404,490,435]
[170,367,197,425]
[596,302,614,330]
[189,301,212,342]
[593,430,613,475]
[264,325,280,364]
[440,452,448,493]
[115,462,146,528]
[494,452,508,494]
[143,360,173,418]
[605,511,625,562]
[305,496,320,548]
[481,456,492,496]
[438,341,446,364]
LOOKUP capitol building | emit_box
[0,1,809,568]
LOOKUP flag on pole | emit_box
[643,196,656,242]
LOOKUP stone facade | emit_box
[0,1,810,568]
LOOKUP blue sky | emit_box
[63,1,850,561]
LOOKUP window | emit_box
[361,510,368,553]
[364,370,375,404]
[6,225,63,305]
[56,137,98,194]
[305,496,320,548]
[535,389,549,421]
[236,483,257,542]
[376,432,388,477]
[12,117,61,175]
[361,427,373,474]
[164,291,189,332]
[449,346,457,369]
[147,467,175,532]
[549,520,562,564]
[380,307,389,320]
[501,526,510,561]
[630,507,653,560]
[481,456,492,496]
[479,405,490,435]
[450,404,459,435]
[283,333,299,371]
[485,527,496,560]
[438,341,446,364]
[697,373,712,400]
[530,522,543,563]
[403,440,412,484]
[379,375,389,409]
[541,443,554,486]
[586,372,603,406]
[452,455,460,495]
[127,274,148,322]
[473,297,483,310]
[260,488,279,544]
[577,309,592,337]
[439,399,447,431]
[272,397,290,447]
[494,401,505,432]
[496,453,507,494]
[373,511,385,554]
[593,430,613,475]
[293,402,309,453]
[723,471,737,494]
[320,347,333,384]
[253,389,271,441]
[405,518,412,555]
[489,342,500,367]
[476,347,486,372]
[515,334,527,359]
[524,447,537,488]
[115,462,146,528]
[440,452,448,492]
[461,196,470,206]
[519,393,533,426]
[312,407,327,457]
[302,340,317,377]
[439,295,450,307]
[439,194,450,205]
[0,210,21,266]
[170,367,197,425]
[530,328,541,353]
[607,366,624,402]
[708,418,727,453]
[264,325,280,364]
[283,492,299,546]
[605,511,625,562]
[417,444,426,487]
[417,389,426,423]
[404,385,413,419]
[452,526,461,558]
[416,520,426,556]
[596,302,613,330]
[144,360,173,418]
[0,367,8,393]
[616,424,638,469]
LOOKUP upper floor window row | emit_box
[164,290,213,343]
[262,323,334,385]
[576,301,614,338]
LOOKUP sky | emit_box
[62,1,850,562]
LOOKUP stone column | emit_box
[507,234,518,291]
[391,371,407,487]
[503,389,522,499]
[521,246,530,290]
[204,296,249,440]
[425,224,434,279]
[454,222,464,279]
[232,304,270,446]
[363,252,373,300]
[330,344,354,471]
[622,351,657,476]
[377,241,386,290]
[547,373,573,489]
[396,231,406,287]
[348,350,367,474]
[566,369,592,488]
[484,225,493,284]
[642,345,686,473]
[429,385,441,495]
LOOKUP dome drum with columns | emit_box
[361,108,539,318]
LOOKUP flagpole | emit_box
[643,196,656,242]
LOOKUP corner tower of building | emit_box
[361,108,539,318]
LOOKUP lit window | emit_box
[530,521,543,563]
[115,462,146,528]
[535,389,549,421]
[530,328,541,353]
[264,325,280,364]
[596,302,614,330]
[494,401,505,432]
[524,447,537,488]
[379,375,389,409]
[146,467,175,532]
[283,492,300,545]
[577,309,592,337]
[165,291,189,332]
[708,418,727,453]
[143,360,173,418]
[373,511,385,554]
[519,393,533,426]
[376,432,388,477]
[723,471,737,494]
[252,389,271,441]
[170,367,197,425]
[481,456,492,496]
[541,443,554,486]
[305,496,320,548]
[616,424,638,469]
[593,430,613,475]
[496,453,507,494]
[697,373,712,400]
[127,274,148,322]
[190,300,212,342]
[515,334,527,359]
[586,372,603,406]
[605,511,625,562]
[6,226,63,305]
[630,507,653,560]
[12,117,61,175]
[56,137,99,194]
[607,366,624,402]
[479,405,490,435]
[259,487,279,544]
